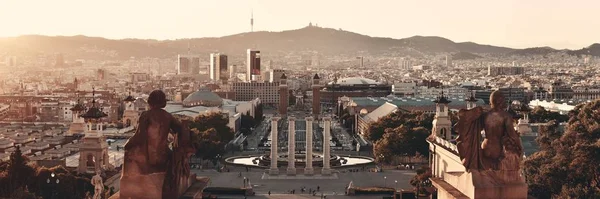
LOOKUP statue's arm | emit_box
[169,114,184,134]
[504,116,523,153]
[124,111,149,149]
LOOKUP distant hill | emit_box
[0,26,596,60]
[569,43,600,57]
[507,47,560,56]
[452,51,483,60]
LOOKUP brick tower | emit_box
[278,73,288,115]
[312,74,322,117]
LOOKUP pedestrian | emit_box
[317,186,320,191]
[268,191,271,195]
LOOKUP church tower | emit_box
[465,91,478,109]
[122,90,139,128]
[66,98,86,136]
[78,88,111,174]
[278,73,288,115]
[515,102,532,135]
[432,90,452,140]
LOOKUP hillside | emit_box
[507,47,559,56]
[569,43,600,57]
[0,26,595,60]
[452,51,483,60]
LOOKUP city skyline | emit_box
[1,0,599,49]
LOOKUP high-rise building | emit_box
[246,49,261,82]
[210,53,228,81]
[232,81,280,106]
[399,58,412,70]
[269,69,286,83]
[177,55,200,75]
[229,65,237,81]
[445,55,452,68]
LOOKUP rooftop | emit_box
[329,77,380,86]
[351,96,486,109]
[182,87,223,107]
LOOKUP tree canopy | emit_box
[368,111,434,162]
[0,147,95,199]
[523,100,600,198]
[366,111,434,142]
[189,112,235,160]
[528,106,569,123]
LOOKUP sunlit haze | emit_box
[1,0,599,49]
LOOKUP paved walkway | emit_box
[194,169,416,195]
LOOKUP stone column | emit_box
[304,117,314,175]
[269,117,279,175]
[322,117,332,175]
[287,117,296,175]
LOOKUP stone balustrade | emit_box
[434,135,459,154]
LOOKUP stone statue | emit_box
[455,91,523,174]
[91,170,103,199]
[119,90,188,199]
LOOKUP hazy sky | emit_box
[0,0,598,49]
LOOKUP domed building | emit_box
[321,77,392,106]
[165,87,261,135]
[182,87,224,107]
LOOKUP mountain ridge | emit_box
[0,26,598,60]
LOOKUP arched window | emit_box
[440,128,447,138]
[86,154,95,167]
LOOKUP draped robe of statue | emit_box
[120,108,187,199]
[455,106,524,174]
[455,107,486,171]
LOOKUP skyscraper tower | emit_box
[246,49,261,82]
[210,53,228,81]
[250,10,254,32]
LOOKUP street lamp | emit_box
[47,172,60,199]
[384,176,387,187]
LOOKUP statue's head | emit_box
[148,90,167,109]
[490,90,506,110]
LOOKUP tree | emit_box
[523,100,600,198]
[372,125,430,162]
[366,111,432,142]
[189,113,235,160]
[529,106,569,123]
[191,128,225,160]
[254,103,264,124]
[240,111,255,131]
[410,166,433,196]
[0,149,92,199]
[189,112,234,143]
[288,90,296,106]
[0,147,36,197]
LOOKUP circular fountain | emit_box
[225,153,374,168]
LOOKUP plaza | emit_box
[193,168,416,196]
